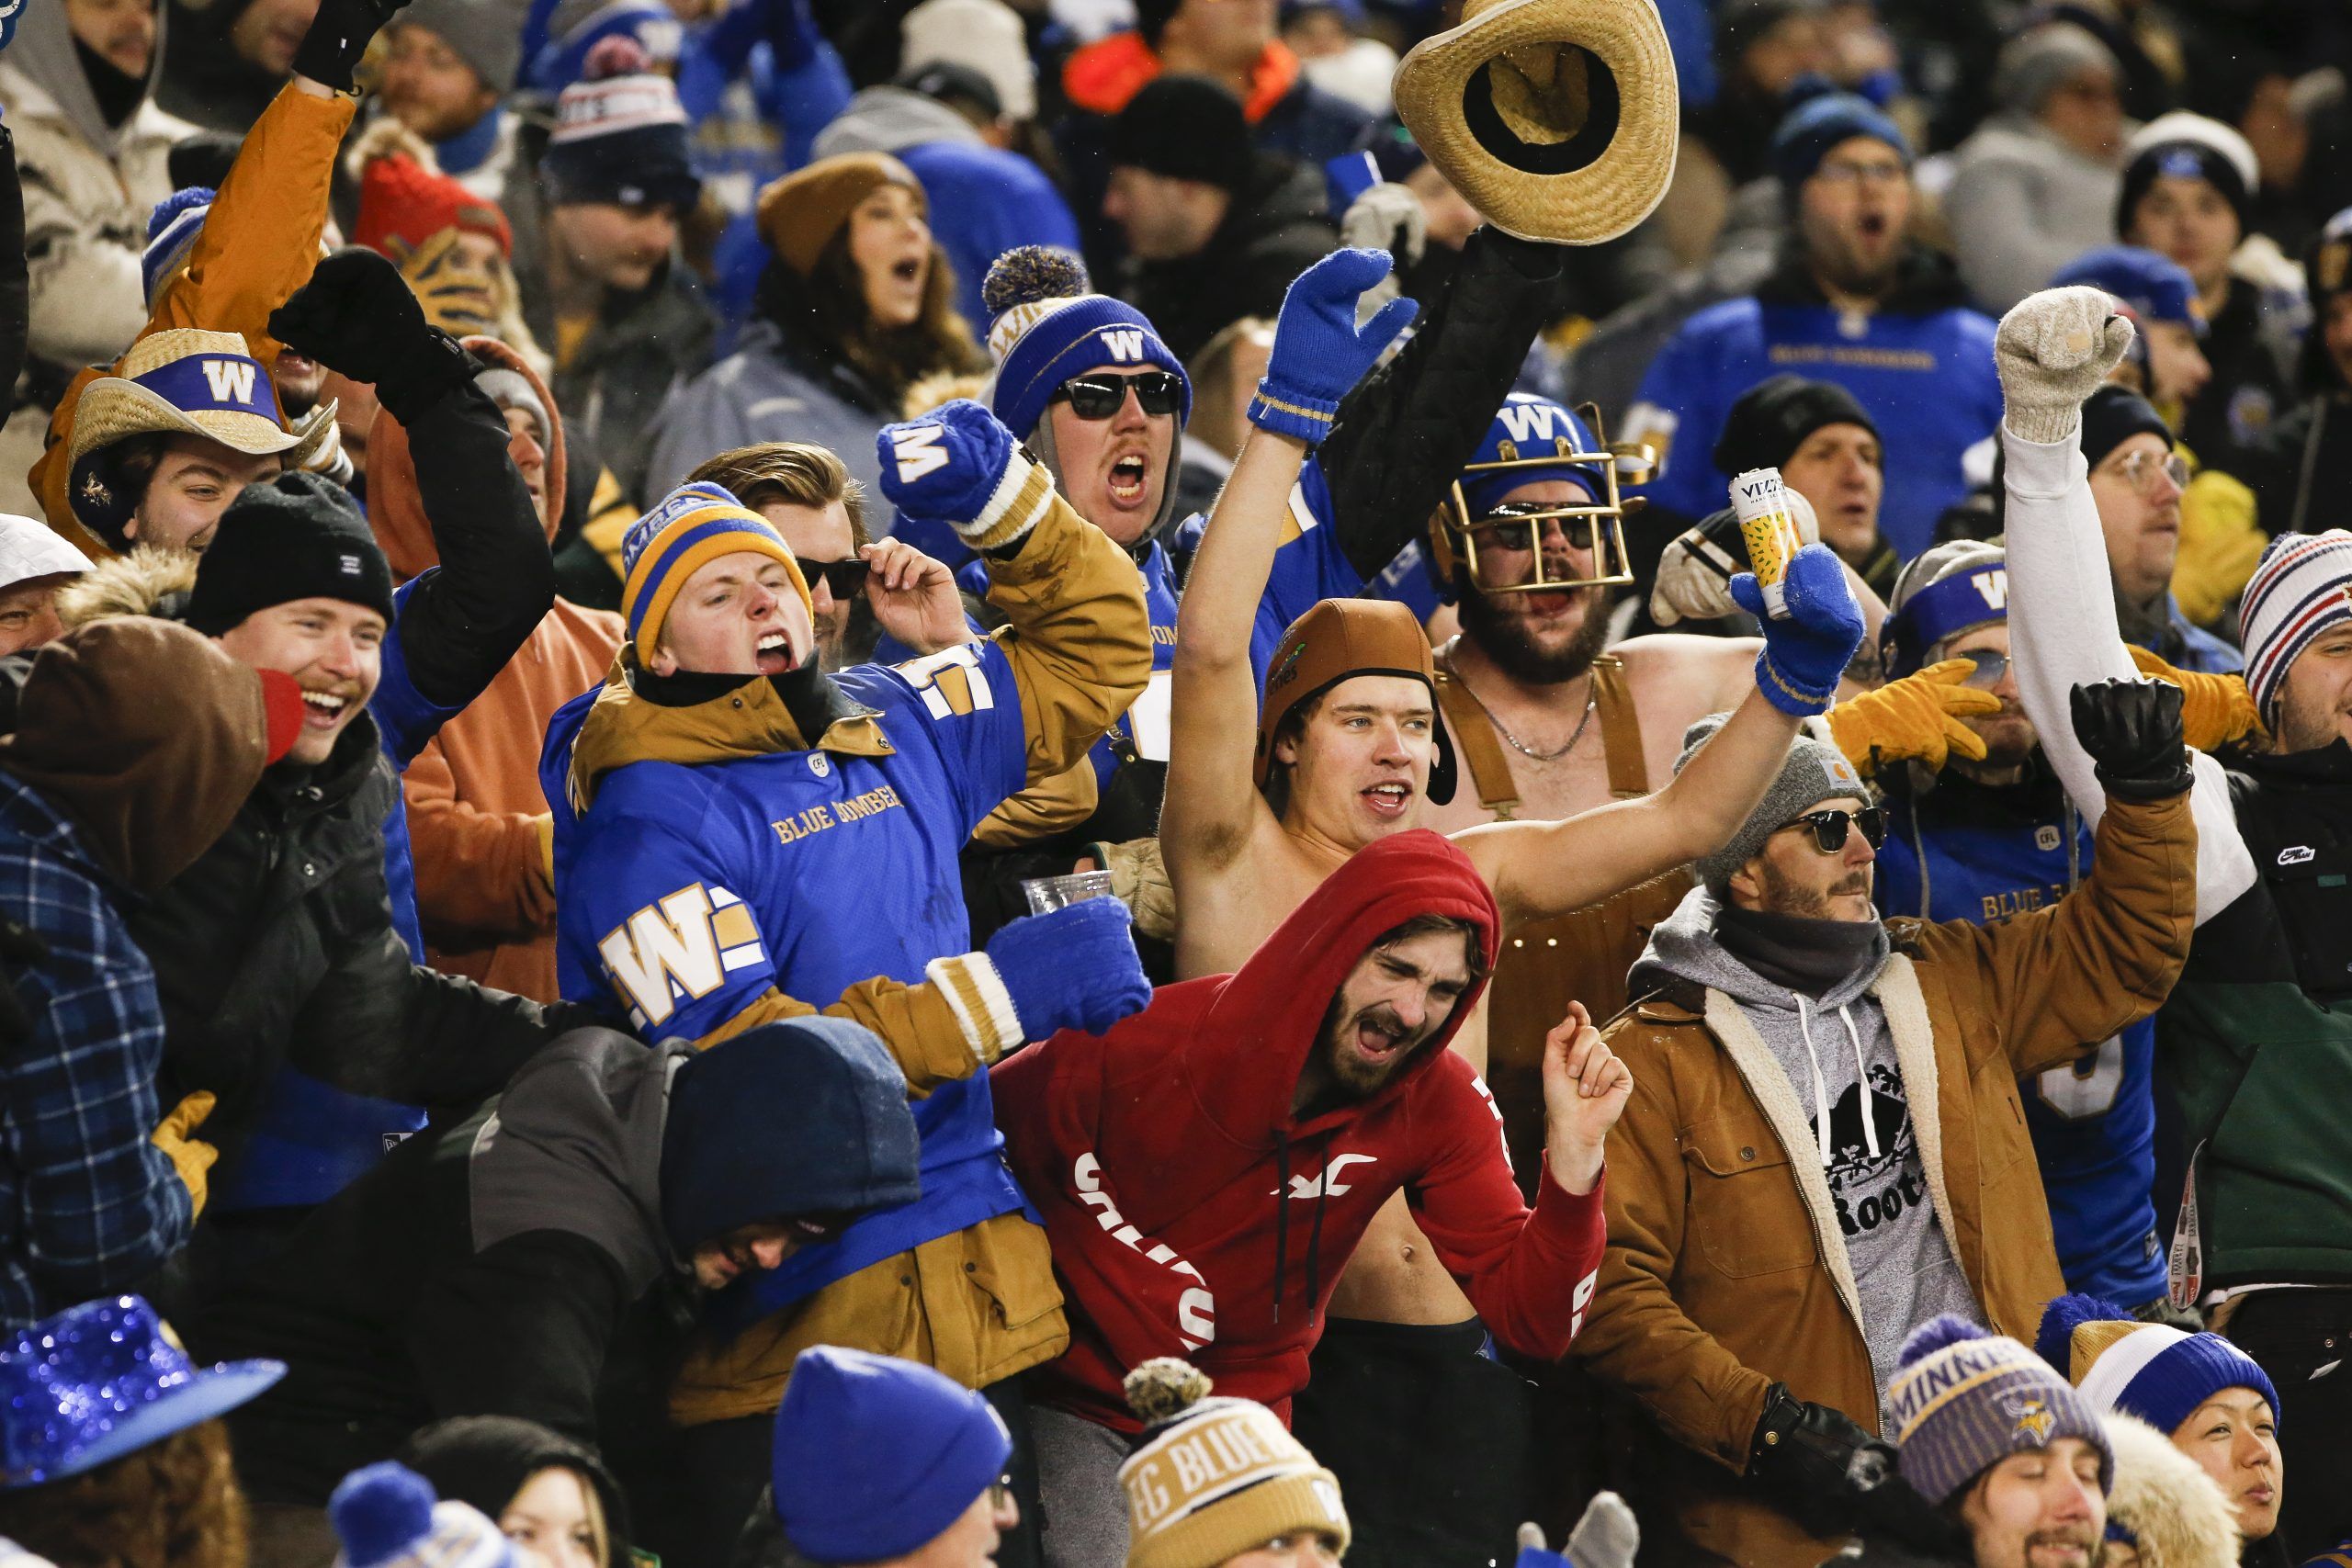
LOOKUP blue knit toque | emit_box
[981,246,1191,441]
[1770,87,1912,189]
[2037,1293,2283,1438]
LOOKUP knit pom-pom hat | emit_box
[1117,1359,1351,1568]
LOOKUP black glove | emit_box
[2071,678,2191,801]
[290,0,411,92]
[1747,1384,1883,1537]
[1844,1442,1973,1558]
[0,916,51,1049]
[268,249,476,426]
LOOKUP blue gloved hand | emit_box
[1247,246,1419,444]
[1729,542,1866,716]
[876,399,1047,551]
[984,898,1152,1041]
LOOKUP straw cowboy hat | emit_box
[1393,0,1679,246]
[67,328,338,533]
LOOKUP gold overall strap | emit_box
[1432,642,1522,819]
[1589,654,1649,799]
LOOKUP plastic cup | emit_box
[1023,870,1116,915]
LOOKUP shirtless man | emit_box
[1160,249,1868,1560]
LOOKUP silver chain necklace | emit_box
[1442,649,1596,762]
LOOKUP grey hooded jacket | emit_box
[1628,886,1980,1414]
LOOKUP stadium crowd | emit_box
[0,0,2348,1565]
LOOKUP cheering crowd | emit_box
[0,0,2349,1565]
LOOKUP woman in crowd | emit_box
[401,1416,634,1568]
[645,149,987,504]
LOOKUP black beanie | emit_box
[1108,75,1254,192]
[1134,0,1181,49]
[1712,374,1881,476]
[658,1017,922,1253]
[2118,137,2250,237]
[185,471,397,637]
[2079,384,2173,471]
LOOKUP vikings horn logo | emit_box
[2007,1397,2057,1443]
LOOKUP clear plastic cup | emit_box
[1023,870,1116,915]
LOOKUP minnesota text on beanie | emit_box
[617,481,813,662]
[185,471,395,637]
[1676,712,1867,884]
[1885,1314,2113,1506]
[1711,373,1881,479]
[1119,1359,1351,1568]
[755,152,925,279]
[2038,1292,2282,1438]
[2235,528,2352,725]
[769,1346,1010,1563]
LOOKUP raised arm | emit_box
[1994,288,2255,922]
[1162,247,1419,879]
[1460,544,1863,925]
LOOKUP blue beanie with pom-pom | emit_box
[328,1461,529,1568]
[2036,1292,2281,1439]
[142,187,215,308]
[1883,1315,2112,1506]
[981,246,1191,444]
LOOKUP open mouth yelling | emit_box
[300,688,353,729]
[754,630,797,675]
[1353,1016,1408,1061]
[1361,780,1412,819]
[891,256,922,284]
[1106,454,1148,508]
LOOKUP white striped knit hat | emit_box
[2239,529,2352,724]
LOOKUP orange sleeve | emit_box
[31,82,357,534]
[402,737,556,950]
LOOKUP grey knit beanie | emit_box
[1678,713,1871,885]
[393,0,525,95]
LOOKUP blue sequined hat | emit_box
[0,1295,284,1489]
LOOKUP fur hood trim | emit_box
[2101,1410,2241,1568]
[56,546,198,629]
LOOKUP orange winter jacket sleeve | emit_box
[33,81,355,543]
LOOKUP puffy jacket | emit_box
[642,310,891,508]
[1575,790,2195,1568]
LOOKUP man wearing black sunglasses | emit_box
[1572,676,2198,1568]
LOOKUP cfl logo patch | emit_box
[1099,329,1146,363]
[200,359,257,405]
[597,883,764,1027]
[891,423,950,485]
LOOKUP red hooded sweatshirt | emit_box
[991,830,1605,1432]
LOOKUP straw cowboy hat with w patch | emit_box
[1394,0,1680,246]
[67,327,338,540]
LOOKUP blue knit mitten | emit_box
[1729,543,1866,716]
[1247,246,1419,445]
[876,399,1050,552]
[984,898,1151,1041]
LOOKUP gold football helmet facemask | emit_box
[1427,400,1653,594]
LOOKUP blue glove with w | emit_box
[1730,542,1867,716]
[985,898,1152,1042]
[876,399,1046,551]
[1247,247,1419,445]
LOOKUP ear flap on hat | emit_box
[1393,0,1679,246]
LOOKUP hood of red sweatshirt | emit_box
[1183,829,1499,1149]
[1061,30,1303,123]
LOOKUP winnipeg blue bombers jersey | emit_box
[547,640,1038,1303]
[1877,777,2166,1305]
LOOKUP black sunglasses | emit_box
[1050,370,1183,420]
[1786,807,1888,854]
[801,558,871,597]
[1472,502,1603,551]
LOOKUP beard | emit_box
[1457,581,1612,685]
[1755,855,1872,919]
[1311,995,1428,1101]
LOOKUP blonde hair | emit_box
[685,442,871,547]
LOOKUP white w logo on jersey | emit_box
[1099,329,1147,363]
[598,885,725,1026]
[200,358,257,405]
[891,423,950,485]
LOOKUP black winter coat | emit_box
[1117,154,1338,364]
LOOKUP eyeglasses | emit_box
[1783,807,1888,854]
[1050,371,1183,420]
[2105,448,2189,499]
[801,558,871,597]
[1956,649,2010,689]
[1811,159,1908,187]
[1468,502,1603,554]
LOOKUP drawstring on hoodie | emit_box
[1793,994,1879,1166]
[1272,1138,1290,1325]
[1270,1132,1338,1326]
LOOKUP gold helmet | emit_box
[1425,394,1651,596]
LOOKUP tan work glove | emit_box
[1824,660,2004,775]
[1995,287,2135,444]
[1091,837,1174,943]
[2127,646,2263,750]
[1652,491,1818,627]
[152,1090,219,1220]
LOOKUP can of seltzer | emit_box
[1730,467,1804,620]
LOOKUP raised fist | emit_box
[2071,677,2191,801]
[1995,287,2136,444]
